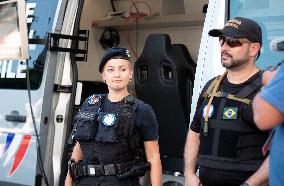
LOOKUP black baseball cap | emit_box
[209,17,262,46]
[99,47,131,73]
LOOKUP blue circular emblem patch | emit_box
[102,114,116,126]
[202,105,214,118]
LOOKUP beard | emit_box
[221,51,250,70]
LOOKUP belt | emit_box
[78,163,130,177]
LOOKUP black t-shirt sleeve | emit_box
[190,93,204,133]
[190,78,216,133]
[135,101,159,141]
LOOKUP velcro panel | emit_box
[218,130,247,158]
[237,135,267,148]
[237,147,263,161]
[199,128,215,155]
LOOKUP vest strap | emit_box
[202,76,220,98]
[198,156,262,172]
[203,72,227,136]
[227,94,251,105]
[207,92,252,105]
[236,72,262,98]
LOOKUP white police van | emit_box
[0,0,283,185]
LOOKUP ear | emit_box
[128,62,134,79]
[129,70,133,79]
[102,72,106,81]
[250,43,261,58]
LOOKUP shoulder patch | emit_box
[87,94,102,105]
[202,105,214,118]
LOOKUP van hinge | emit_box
[29,30,89,62]
[54,84,72,93]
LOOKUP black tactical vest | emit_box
[198,74,268,172]
[73,94,141,165]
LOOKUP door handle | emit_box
[5,111,26,123]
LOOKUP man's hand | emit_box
[185,174,202,186]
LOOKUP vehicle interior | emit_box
[71,0,209,185]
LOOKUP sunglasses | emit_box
[219,36,250,48]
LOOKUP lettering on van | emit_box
[26,3,36,50]
[0,60,26,78]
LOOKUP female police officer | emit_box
[65,47,162,186]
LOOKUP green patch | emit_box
[223,107,238,120]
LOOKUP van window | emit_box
[230,0,284,69]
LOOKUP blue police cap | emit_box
[99,47,131,73]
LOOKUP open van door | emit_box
[0,0,87,185]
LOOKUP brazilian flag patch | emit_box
[223,107,238,120]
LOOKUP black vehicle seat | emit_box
[134,34,196,173]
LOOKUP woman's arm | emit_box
[144,140,162,186]
[65,142,84,186]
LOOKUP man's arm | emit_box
[184,129,202,186]
[244,156,269,186]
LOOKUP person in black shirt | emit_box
[184,17,269,186]
[65,47,162,186]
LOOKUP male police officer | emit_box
[184,17,269,186]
